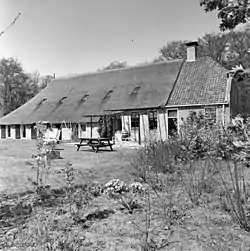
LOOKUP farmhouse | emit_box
[0,42,243,143]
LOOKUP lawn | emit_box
[0,139,134,193]
[1,139,250,251]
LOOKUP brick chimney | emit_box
[186,40,199,62]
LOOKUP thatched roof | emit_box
[0,60,182,125]
[0,57,228,125]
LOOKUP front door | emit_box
[15,125,21,139]
[1,125,6,138]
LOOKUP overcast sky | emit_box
[0,0,221,77]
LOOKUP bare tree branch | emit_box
[0,13,21,37]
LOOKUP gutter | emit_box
[165,102,229,108]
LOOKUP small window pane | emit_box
[80,123,86,132]
[8,126,11,137]
[131,113,140,128]
[168,110,177,117]
[22,125,26,138]
[148,111,157,130]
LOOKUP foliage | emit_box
[26,122,56,193]
[0,58,39,116]
[97,115,113,139]
[200,0,250,30]
[158,29,250,69]
[98,61,128,71]
[104,178,129,196]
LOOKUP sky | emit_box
[0,0,221,77]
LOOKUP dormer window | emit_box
[38,98,47,105]
[103,90,113,99]
[130,86,141,95]
[59,96,67,104]
[81,94,89,102]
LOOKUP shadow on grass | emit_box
[78,148,117,153]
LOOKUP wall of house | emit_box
[119,111,168,143]
[25,125,32,139]
[78,123,87,138]
[178,105,230,126]
[140,114,149,141]
[10,125,15,139]
[85,122,99,138]
[62,127,72,141]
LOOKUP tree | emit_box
[200,0,250,31]
[98,61,128,71]
[159,40,189,61]
[39,75,54,90]
[158,30,250,69]
[0,58,39,116]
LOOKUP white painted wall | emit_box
[78,123,87,138]
[140,114,149,142]
[62,128,72,140]
[158,111,168,141]
[10,125,15,139]
[122,115,131,134]
[26,125,32,139]
[85,123,99,138]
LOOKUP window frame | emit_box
[167,109,178,137]
[7,125,11,137]
[148,111,158,130]
[22,125,26,138]
[130,86,141,95]
[131,112,140,129]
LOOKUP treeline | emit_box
[0,58,54,116]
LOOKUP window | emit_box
[148,111,157,130]
[116,116,122,131]
[22,125,26,138]
[204,107,216,124]
[42,98,47,103]
[80,94,89,102]
[130,86,141,95]
[7,126,11,137]
[80,123,86,132]
[59,96,67,104]
[103,90,113,99]
[168,110,178,137]
[131,113,140,129]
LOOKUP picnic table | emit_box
[75,137,114,153]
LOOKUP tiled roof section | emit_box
[167,57,228,106]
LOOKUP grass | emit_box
[1,139,250,250]
[0,139,133,193]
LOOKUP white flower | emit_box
[129,182,144,192]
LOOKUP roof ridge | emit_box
[53,59,184,81]
[194,56,228,71]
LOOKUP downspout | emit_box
[90,116,93,138]
[222,104,225,125]
[163,108,167,140]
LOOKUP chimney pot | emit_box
[186,40,199,62]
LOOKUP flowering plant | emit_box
[104,179,129,197]
[129,182,144,193]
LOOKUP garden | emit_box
[1,113,250,250]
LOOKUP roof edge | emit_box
[52,59,184,81]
